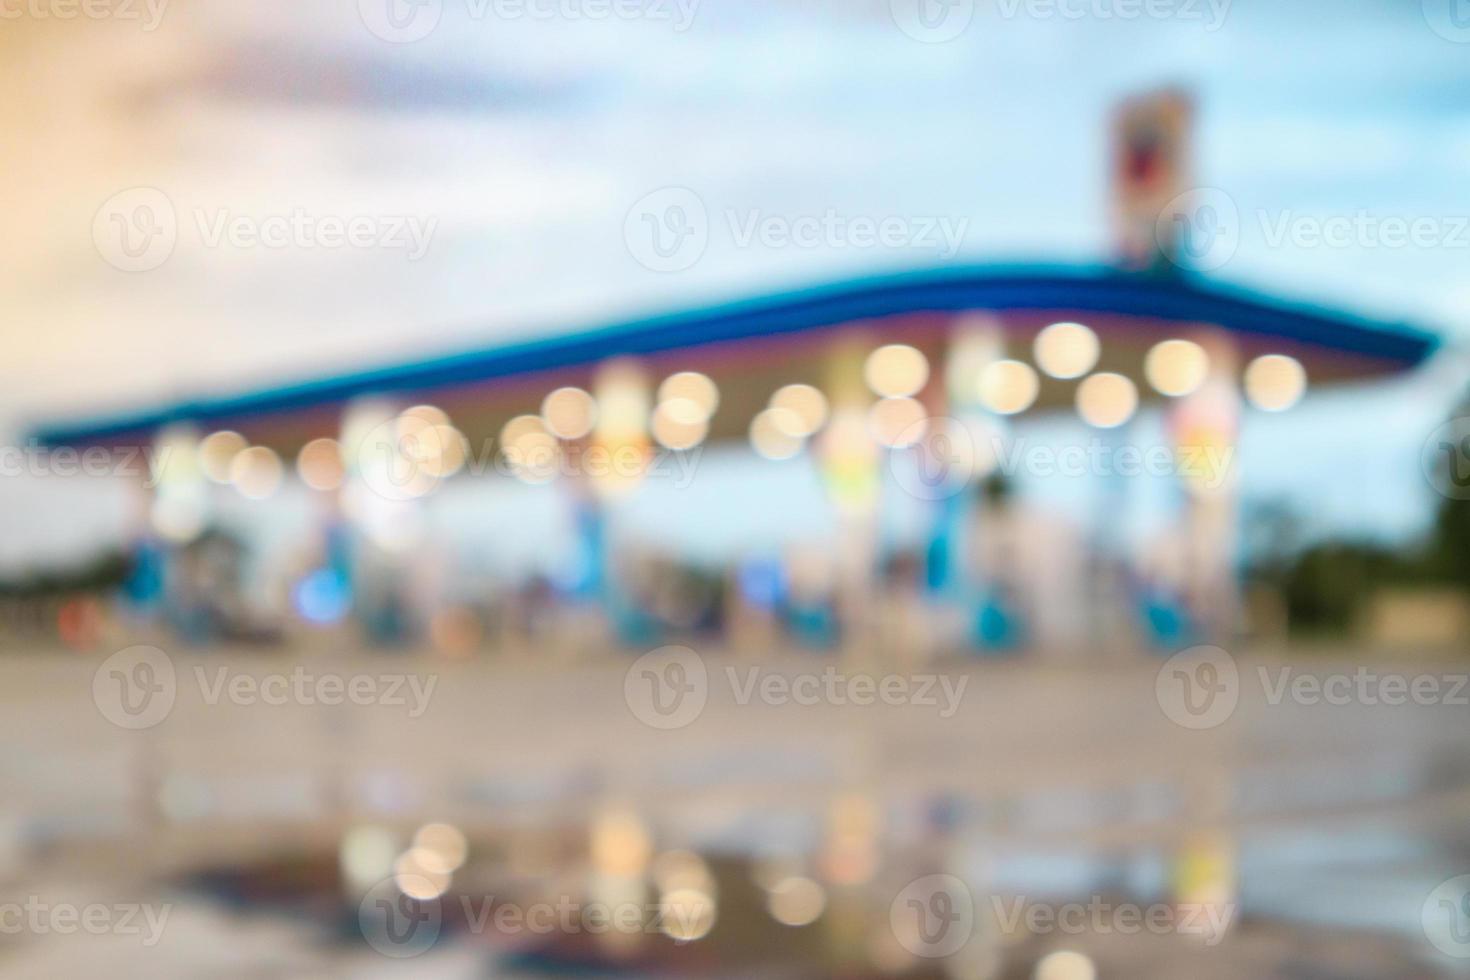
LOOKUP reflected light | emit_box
[501,414,546,447]
[1076,372,1138,429]
[502,415,560,484]
[652,850,714,894]
[978,359,1039,415]
[1244,354,1306,412]
[1033,322,1100,379]
[652,402,709,451]
[657,372,719,421]
[864,344,929,398]
[1145,339,1210,397]
[296,437,345,491]
[199,430,247,484]
[340,825,398,892]
[412,822,468,874]
[769,384,828,436]
[151,494,205,543]
[393,850,450,900]
[1034,950,1096,980]
[751,408,805,460]
[767,876,826,926]
[658,887,716,942]
[229,446,283,499]
[416,424,468,478]
[868,396,927,448]
[591,808,652,878]
[397,405,450,440]
[542,387,598,440]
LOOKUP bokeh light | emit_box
[229,446,284,499]
[541,386,598,440]
[1244,353,1307,412]
[1145,338,1210,397]
[769,384,829,436]
[296,437,345,491]
[199,430,247,484]
[766,876,826,926]
[1033,322,1100,379]
[652,401,709,450]
[751,408,805,460]
[864,344,929,398]
[1076,372,1139,428]
[978,359,1040,415]
[867,396,927,448]
[1034,950,1097,980]
[657,371,720,421]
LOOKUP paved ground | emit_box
[1,644,1468,977]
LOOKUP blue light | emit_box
[292,569,352,625]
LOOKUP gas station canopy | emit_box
[33,264,1440,453]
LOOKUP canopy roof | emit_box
[33,264,1440,451]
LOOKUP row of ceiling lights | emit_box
[182,323,1307,495]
